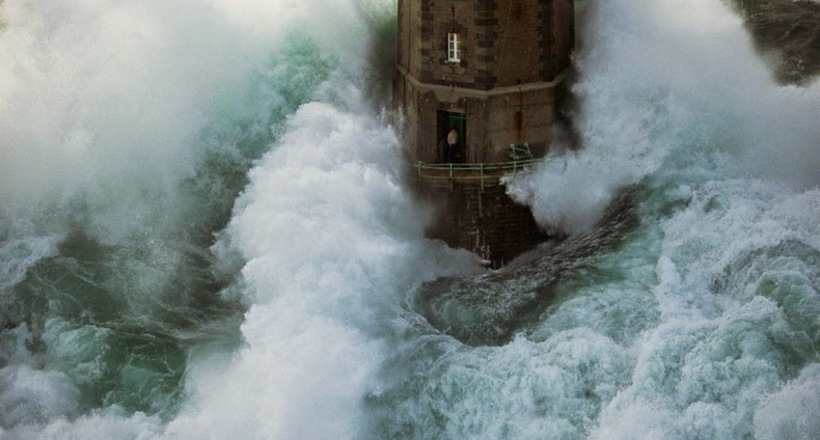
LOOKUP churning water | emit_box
[1,0,818,439]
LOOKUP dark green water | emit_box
[1,1,817,439]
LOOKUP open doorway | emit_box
[437,110,466,163]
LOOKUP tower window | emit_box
[447,32,461,63]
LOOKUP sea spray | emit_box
[507,0,820,238]
[376,0,819,438]
[0,0,401,437]
[166,98,476,439]
[1,0,818,439]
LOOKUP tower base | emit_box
[421,182,547,268]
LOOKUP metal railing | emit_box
[415,156,547,190]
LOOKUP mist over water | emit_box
[1,0,818,439]
[508,0,819,235]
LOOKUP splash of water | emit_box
[1,0,818,439]
[508,0,820,236]
[0,0,406,437]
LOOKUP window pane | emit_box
[448,33,460,61]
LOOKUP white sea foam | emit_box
[0,0,333,245]
[586,147,820,439]
[0,233,63,290]
[507,0,820,235]
[754,365,820,440]
[389,1,819,438]
[164,92,475,438]
[5,409,164,440]
[0,365,82,428]
[0,1,416,437]
[2,0,818,439]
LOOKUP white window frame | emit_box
[447,32,461,63]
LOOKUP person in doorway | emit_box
[447,128,458,163]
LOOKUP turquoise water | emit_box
[1,1,818,439]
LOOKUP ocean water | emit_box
[1,1,818,439]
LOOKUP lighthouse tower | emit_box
[394,0,575,267]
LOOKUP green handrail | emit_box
[415,155,549,188]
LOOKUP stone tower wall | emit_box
[395,0,574,265]
[397,0,574,90]
[422,183,547,268]
[395,0,573,163]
